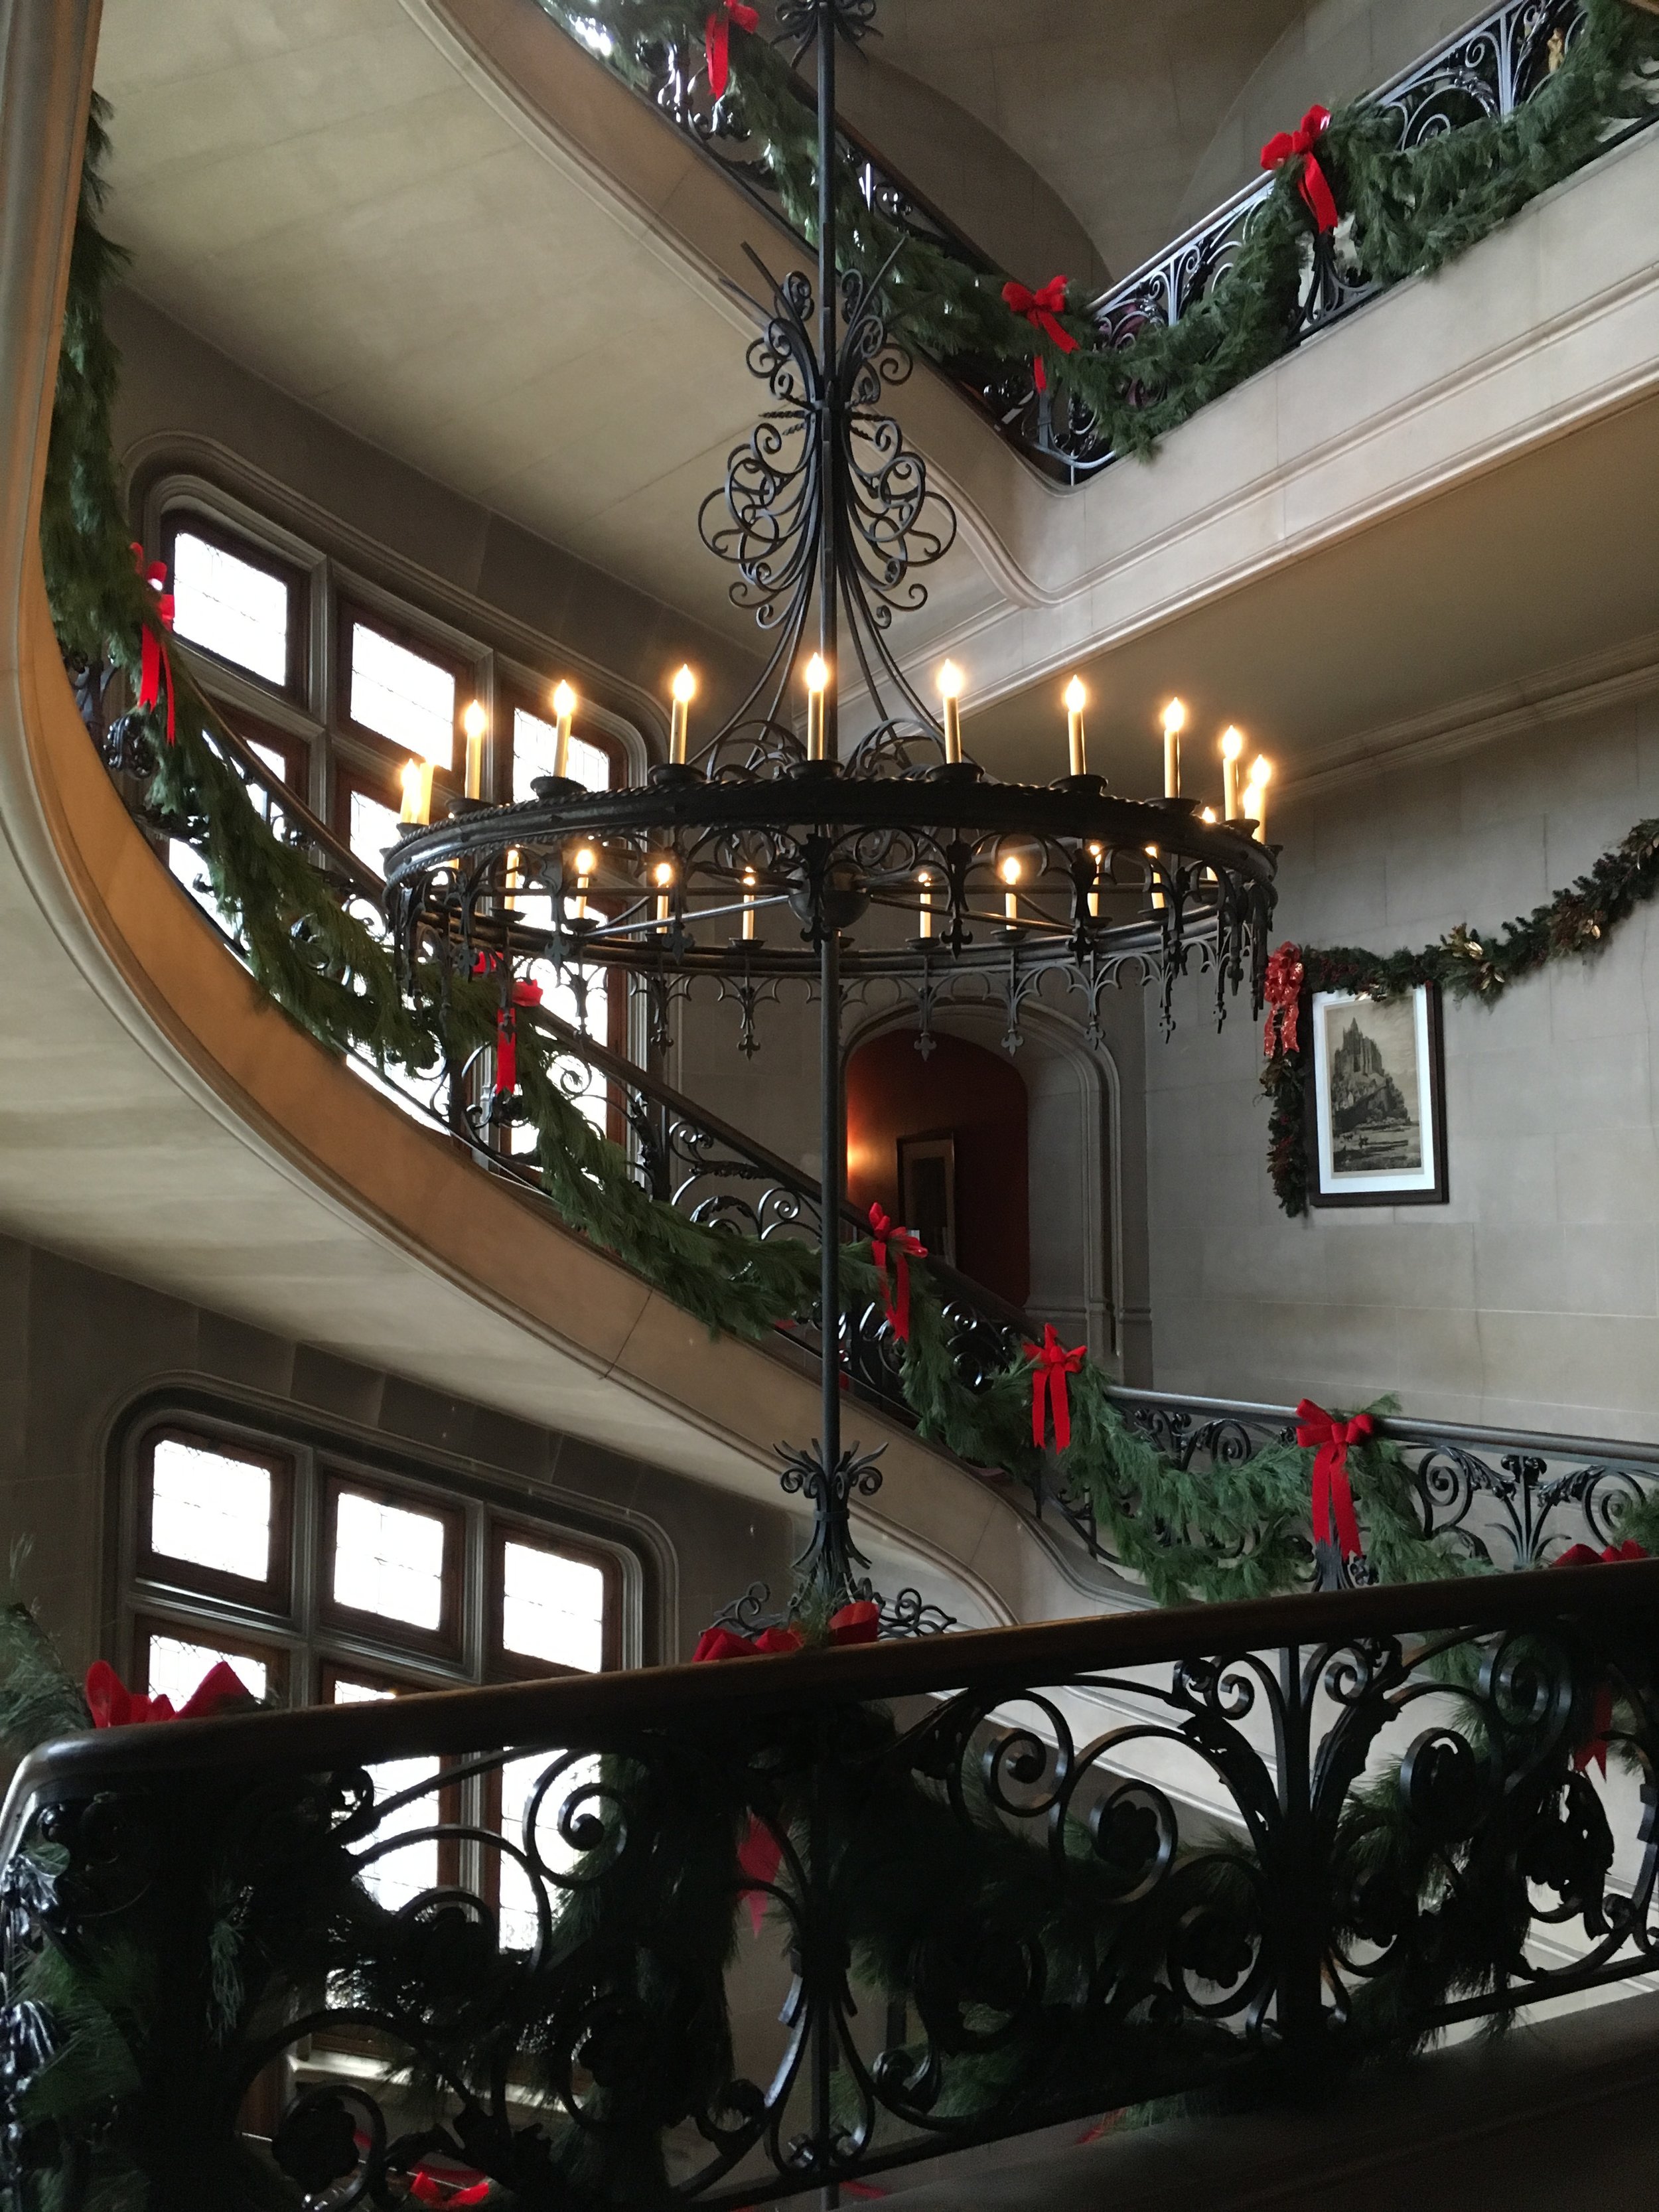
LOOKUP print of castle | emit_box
[1330,1017,1409,1136]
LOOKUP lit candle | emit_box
[572,845,596,921]
[1246,755,1272,838]
[1086,840,1102,919]
[504,846,521,913]
[399,758,433,825]
[1161,698,1186,798]
[670,665,695,765]
[918,869,933,939]
[1145,844,1165,913]
[463,699,488,800]
[1064,675,1088,777]
[1220,725,1244,820]
[551,680,577,780]
[654,857,674,925]
[805,654,829,761]
[741,865,757,941]
[1200,806,1217,824]
[1001,853,1021,924]
[938,660,964,765]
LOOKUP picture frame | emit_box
[897,1132,957,1264]
[1306,984,1447,1208]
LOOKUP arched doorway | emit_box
[845,1030,1030,1308]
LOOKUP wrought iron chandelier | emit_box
[385,0,1277,1631]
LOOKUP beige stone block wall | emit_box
[1145,691,1659,1438]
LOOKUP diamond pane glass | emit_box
[145,1633,267,1708]
[149,1437,272,1583]
[332,1491,447,1629]
[350,623,456,769]
[334,1679,439,1912]
[501,1540,605,1672]
[170,532,291,686]
[512,708,611,800]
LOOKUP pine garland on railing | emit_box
[37,104,1650,1613]
[1263,819,1659,1217]
[541,0,1659,458]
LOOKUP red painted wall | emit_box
[845,1030,1029,1307]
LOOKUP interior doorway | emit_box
[845,1030,1030,1308]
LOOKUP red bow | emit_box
[867,1205,926,1341]
[1551,1540,1648,1773]
[1025,1324,1086,1451]
[1001,276,1078,394]
[693,1599,880,1931]
[410,2168,490,2206]
[85,1657,252,1729]
[1263,942,1305,1060]
[494,980,543,1098]
[705,0,758,100]
[1294,1399,1373,1562]
[130,542,177,745]
[1260,106,1339,232]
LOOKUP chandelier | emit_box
[385,0,1277,1631]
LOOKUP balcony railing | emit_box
[539,0,1658,485]
[5,1563,1658,2205]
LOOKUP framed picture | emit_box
[1307,985,1447,1207]
[898,1132,956,1265]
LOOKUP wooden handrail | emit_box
[9,1558,1656,1801]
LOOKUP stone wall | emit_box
[1145,690,1659,1438]
[0,1234,796,1681]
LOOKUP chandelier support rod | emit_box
[816,0,839,763]
[819,920,843,1534]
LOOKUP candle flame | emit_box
[937,659,964,701]
[653,859,675,888]
[1064,676,1087,713]
[1220,725,1245,761]
[1000,855,1022,886]
[672,664,696,705]
[1200,806,1217,823]
[917,869,932,886]
[573,847,597,878]
[1248,755,1272,788]
[553,680,577,719]
[1162,698,1187,737]
[462,699,487,741]
[742,867,757,889]
[804,653,829,694]
[399,759,427,820]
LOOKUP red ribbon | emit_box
[693,1600,880,1931]
[1260,106,1339,232]
[1551,1540,1648,1774]
[867,1204,926,1342]
[494,980,543,1098]
[410,2170,490,2207]
[85,1657,252,1729]
[1294,1399,1373,1562]
[1025,1323,1086,1451]
[705,0,758,100]
[1263,942,1305,1060]
[1001,276,1078,394]
[130,542,177,745]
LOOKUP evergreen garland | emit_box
[541,0,1659,457]
[37,96,1658,1614]
[1263,819,1659,1216]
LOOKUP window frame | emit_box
[133,1611,292,1709]
[336,599,471,790]
[318,1468,467,1665]
[135,1424,295,1615]
[485,1516,622,1682]
[159,508,309,701]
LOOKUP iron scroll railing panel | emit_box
[4,1566,1659,2205]
[1110,1388,1659,1576]
[536,1,1655,486]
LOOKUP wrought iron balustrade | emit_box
[5,1565,1659,2207]
[1110,1387,1659,1576]
[537,1,1657,486]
